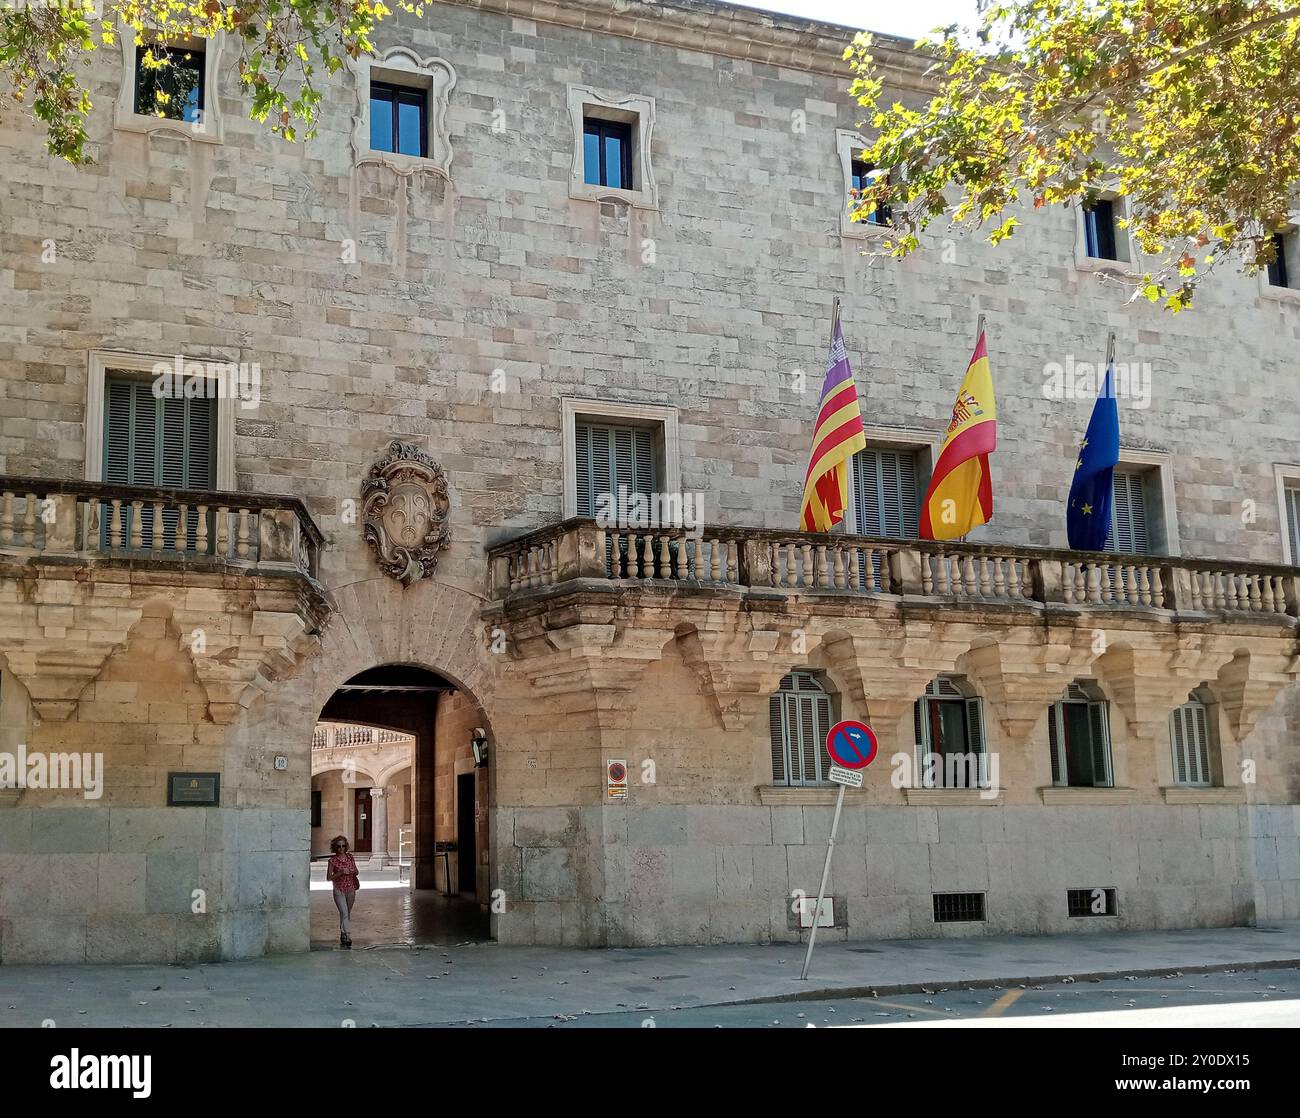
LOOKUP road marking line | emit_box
[865,999,953,1018]
[983,989,1025,1017]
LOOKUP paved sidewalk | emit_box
[2,922,1298,1028]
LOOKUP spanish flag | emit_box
[919,330,997,540]
[800,313,868,531]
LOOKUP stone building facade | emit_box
[0,0,1298,963]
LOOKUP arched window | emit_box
[912,676,987,788]
[769,671,834,787]
[1048,682,1113,788]
[1170,690,1218,787]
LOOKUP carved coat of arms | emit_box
[362,441,451,585]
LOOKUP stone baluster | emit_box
[978,556,992,596]
[0,491,12,546]
[833,547,846,590]
[236,508,250,558]
[22,493,37,547]
[1249,575,1263,611]
[1150,566,1165,608]
[921,552,934,595]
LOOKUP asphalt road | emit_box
[446,966,1300,1028]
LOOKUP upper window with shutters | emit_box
[852,446,923,538]
[769,671,836,788]
[561,399,681,523]
[102,377,216,550]
[912,676,989,790]
[1047,682,1114,789]
[1276,470,1300,564]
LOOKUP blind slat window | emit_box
[912,676,986,789]
[574,420,656,518]
[1170,700,1214,787]
[1108,468,1151,555]
[1284,485,1300,563]
[769,672,833,787]
[103,378,215,549]
[853,447,920,537]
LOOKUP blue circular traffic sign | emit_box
[826,720,878,770]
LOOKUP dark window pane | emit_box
[1268,232,1290,288]
[397,94,423,157]
[1063,703,1095,786]
[135,45,204,122]
[370,89,394,152]
[1084,199,1118,259]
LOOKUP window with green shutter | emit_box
[852,447,920,537]
[769,671,834,787]
[574,421,657,519]
[1284,485,1300,562]
[1048,683,1113,788]
[1169,697,1215,787]
[1107,468,1151,555]
[103,378,216,549]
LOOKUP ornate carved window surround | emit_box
[348,47,456,178]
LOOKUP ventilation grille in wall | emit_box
[932,892,986,922]
[1067,887,1118,917]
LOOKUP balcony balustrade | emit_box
[487,518,1299,620]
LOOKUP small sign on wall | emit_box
[606,759,628,800]
[168,772,221,806]
[797,895,835,929]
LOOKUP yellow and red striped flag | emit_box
[920,329,997,540]
[800,315,868,531]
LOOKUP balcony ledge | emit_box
[903,788,1002,805]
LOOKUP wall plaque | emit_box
[168,772,221,806]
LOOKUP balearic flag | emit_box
[800,314,868,531]
[1066,360,1120,550]
[919,330,997,540]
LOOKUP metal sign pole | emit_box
[800,780,846,981]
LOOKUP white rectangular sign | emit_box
[827,765,863,787]
[798,895,835,929]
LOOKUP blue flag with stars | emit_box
[1066,364,1120,551]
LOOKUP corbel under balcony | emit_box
[482,519,1300,735]
[0,477,331,721]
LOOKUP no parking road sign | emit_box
[803,719,878,981]
[825,719,878,781]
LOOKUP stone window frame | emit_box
[566,85,658,210]
[847,425,938,537]
[1256,214,1300,305]
[835,129,893,241]
[85,350,237,490]
[114,27,225,144]
[1271,462,1300,563]
[1071,186,1141,276]
[347,46,456,178]
[560,398,680,520]
[1114,448,1180,556]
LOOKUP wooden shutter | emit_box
[103,379,214,549]
[913,698,931,787]
[769,688,788,785]
[1171,701,1212,787]
[853,448,919,537]
[965,697,984,753]
[1088,700,1112,787]
[574,423,594,517]
[1169,706,1189,785]
[1109,469,1151,555]
[1285,486,1300,562]
[1048,704,1064,786]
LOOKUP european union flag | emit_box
[1066,364,1120,551]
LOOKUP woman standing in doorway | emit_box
[326,835,361,948]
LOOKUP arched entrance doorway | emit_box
[308,664,492,948]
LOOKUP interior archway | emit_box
[308,663,493,949]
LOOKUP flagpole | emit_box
[976,313,986,338]
[831,296,842,345]
[1105,331,1116,367]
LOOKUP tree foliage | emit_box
[845,0,1300,310]
[1,0,422,164]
